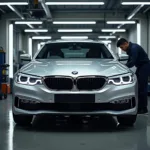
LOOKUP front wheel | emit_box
[117,115,137,126]
[13,113,33,126]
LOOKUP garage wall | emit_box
[0,17,7,51]
[0,13,18,64]
[128,16,149,55]
[128,25,137,43]
[140,18,148,53]
[22,34,28,53]
[32,41,39,57]
[148,13,150,57]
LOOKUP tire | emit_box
[13,113,33,126]
[117,115,137,126]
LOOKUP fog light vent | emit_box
[110,98,131,104]
[19,98,40,104]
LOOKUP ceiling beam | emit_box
[7,5,39,35]
[30,32,127,37]
[51,12,143,21]
[8,11,146,22]
[8,5,25,19]
[143,6,150,13]
[127,5,144,20]
[0,8,5,13]
[39,0,52,19]
[114,5,144,29]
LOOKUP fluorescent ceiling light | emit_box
[106,21,136,24]
[100,40,112,44]
[32,36,51,40]
[58,29,93,32]
[15,21,43,24]
[0,2,28,5]
[28,38,32,58]
[40,42,46,45]
[98,36,116,39]
[38,43,41,50]
[46,2,104,5]
[137,23,141,45]
[53,21,96,24]
[122,2,150,5]
[9,24,13,78]
[101,29,126,32]
[61,36,88,40]
[24,29,48,32]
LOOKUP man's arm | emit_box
[126,48,138,68]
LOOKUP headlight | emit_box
[108,73,135,85]
[16,73,42,85]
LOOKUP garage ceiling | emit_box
[0,0,150,40]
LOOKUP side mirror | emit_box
[118,54,129,61]
[20,54,31,61]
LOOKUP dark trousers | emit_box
[136,63,150,109]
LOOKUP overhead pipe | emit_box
[39,0,52,19]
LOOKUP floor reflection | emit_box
[8,110,14,150]
[1,97,150,150]
[11,115,150,150]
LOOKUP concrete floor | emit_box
[0,96,150,150]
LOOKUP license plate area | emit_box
[54,94,95,103]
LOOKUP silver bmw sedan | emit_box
[12,40,138,126]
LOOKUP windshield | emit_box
[35,42,114,59]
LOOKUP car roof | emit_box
[44,40,105,44]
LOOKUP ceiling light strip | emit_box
[32,36,51,40]
[98,36,116,39]
[0,2,28,5]
[122,2,150,5]
[24,29,48,32]
[46,2,104,5]
[58,29,93,32]
[53,21,96,24]
[61,36,88,39]
[106,21,136,24]
[15,21,43,24]
[101,29,126,32]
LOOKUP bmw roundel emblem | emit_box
[72,71,78,75]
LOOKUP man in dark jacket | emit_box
[117,38,150,114]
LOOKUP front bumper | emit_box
[12,80,138,116]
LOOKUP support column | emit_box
[148,13,150,58]
[8,24,14,79]
[0,17,8,63]
[22,34,28,53]
[28,37,33,58]
[140,17,148,52]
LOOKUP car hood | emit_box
[20,59,130,77]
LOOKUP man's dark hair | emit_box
[117,38,128,47]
